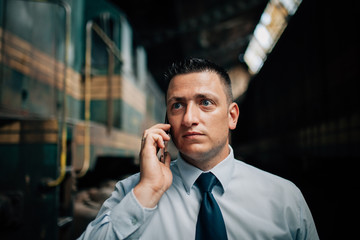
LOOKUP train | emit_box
[0,0,165,239]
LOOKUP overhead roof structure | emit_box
[109,0,302,93]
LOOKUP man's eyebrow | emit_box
[195,92,219,101]
[167,93,218,104]
[167,96,185,104]
[195,93,215,99]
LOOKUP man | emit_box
[79,58,319,239]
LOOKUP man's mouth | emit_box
[183,131,204,138]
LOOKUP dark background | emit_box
[233,0,359,238]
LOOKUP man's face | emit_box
[166,71,238,167]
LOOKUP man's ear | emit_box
[228,102,239,130]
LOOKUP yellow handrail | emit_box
[47,0,71,187]
[47,121,67,187]
[76,21,93,178]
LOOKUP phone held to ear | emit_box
[160,114,170,163]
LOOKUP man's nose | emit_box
[182,103,199,127]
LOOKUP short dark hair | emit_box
[164,58,233,104]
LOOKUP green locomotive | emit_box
[0,0,165,239]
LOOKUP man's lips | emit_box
[183,131,204,138]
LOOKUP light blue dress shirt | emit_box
[79,146,319,239]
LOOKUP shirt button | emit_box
[131,217,138,225]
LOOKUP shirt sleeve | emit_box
[77,175,157,239]
[296,190,320,240]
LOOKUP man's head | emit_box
[164,58,233,105]
[164,58,239,170]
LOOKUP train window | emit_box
[91,13,121,74]
[86,13,123,129]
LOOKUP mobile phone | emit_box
[160,114,170,163]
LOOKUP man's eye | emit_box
[173,102,182,109]
[201,99,212,106]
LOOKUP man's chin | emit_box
[177,140,229,163]
[178,144,209,160]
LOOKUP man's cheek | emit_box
[170,130,180,147]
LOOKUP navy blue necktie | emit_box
[195,172,228,240]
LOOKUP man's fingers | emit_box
[140,123,172,165]
[142,128,170,143]
[154,134,165,149]
[141,131,170,155]
[145,124,171,137]
[148,123,171,131]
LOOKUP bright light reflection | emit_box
[243,0,302,75]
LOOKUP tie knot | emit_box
[196,172,218,193]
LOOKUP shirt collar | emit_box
[176,145,235,195]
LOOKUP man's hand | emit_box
[134,124,172,208]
